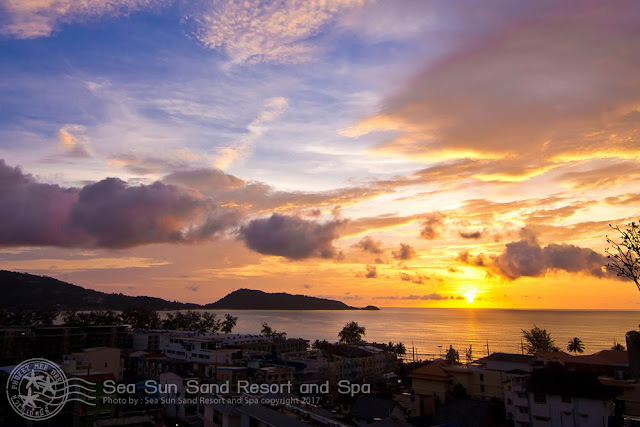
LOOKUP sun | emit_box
[464,289,477,304]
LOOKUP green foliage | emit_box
[567,337,585,355]
[522,325,559,354]
[606,221,640,291]
[338,321,366,344]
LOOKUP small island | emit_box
[206,289,380,311]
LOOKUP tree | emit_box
[118,307,161,329]
[312,339,330,350]
[606,221,640,291]
[465,345,474,364]
[612,341,625,351]
[220,314,238,333]
[261,322,286,339]
[338,321,366,344]
[394,342,407,356]
[522,325,559,354]
[567,337,585,355]
[445,345,459,364]
[261,322,273,337]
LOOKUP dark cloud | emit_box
[354,236,383,254]
[67,178,207,248]
[459,230,483,239]
[460,236,616,280]
[186,285,200,292]
[399,272,423,284]
[0,160,80,246]
[392,243,416,260]
[456,251,486,267]
[0,160,242,248]
[420,213,445,239]
[365,265,377,278]
[238,213,344,259]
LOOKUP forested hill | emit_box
[0,271,379,311]
[0,270,198,310]
[205,288,379,310]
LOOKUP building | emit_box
[63,347,123,380]
[504,364,617,427]
[159,333,243,364]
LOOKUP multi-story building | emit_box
[504,364,617,427]
[63,347,124,380]
[159,333,243,365]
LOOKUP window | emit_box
[533,393,547,404]
[479,373,484,382]
[480,385,485,392]
[517,392,527,398]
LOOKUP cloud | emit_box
[459,236,616,280]
[456,251,486,267]
[364,265,377,278]
[187,0,363,64]
[238,213,344,259]
[0,159,80,246]
[108,149,205,175]
[57,125,91,158]
[0,0,156,39]
[186,285,200,292]
[164,167,385,214]
[392,243,416,260]
[354,236,383,254]
[459,230,483,239]
[376,293,450,301]
[344,2,640,183]
[399,272,423,284]
[213,97,288,170]
[0,159,242,248]
[420,213,444,239]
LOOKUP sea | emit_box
[200,308,639,360]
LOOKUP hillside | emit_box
[0,271,379,311]
[0,270,199,310]
[205,288,379,310]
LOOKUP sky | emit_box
[1,0,639,309]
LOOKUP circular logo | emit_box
[5,358,69,421]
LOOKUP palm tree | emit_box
[567,337,585,355]
[612,339,625,351]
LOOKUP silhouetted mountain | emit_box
[205,288,379,310]
[0,271,380,311]
[0,270,199,310]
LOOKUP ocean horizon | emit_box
[195,307,639,360]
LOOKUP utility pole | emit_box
[486,340,489,356]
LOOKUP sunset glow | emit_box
[0,1,639,309]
